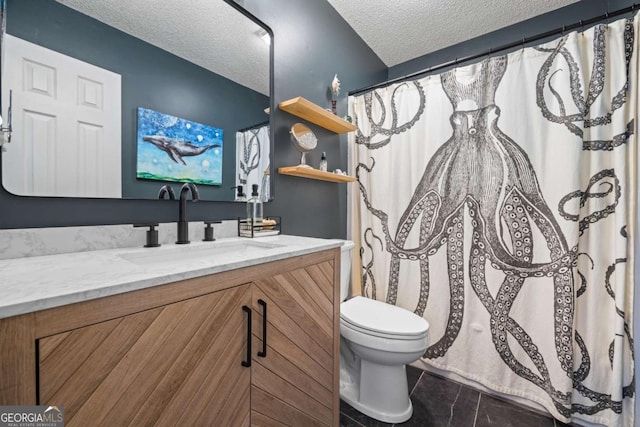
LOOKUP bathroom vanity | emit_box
[0,235,341,426]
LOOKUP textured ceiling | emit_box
[326,0,581,67]
[54,0,582,94]
[56,0,270,95]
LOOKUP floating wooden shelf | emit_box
[278,166,356,183]
[279,97,357,133]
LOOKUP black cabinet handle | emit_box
[258,299,267,357]
[242,305,251,367]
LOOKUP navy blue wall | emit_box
[0,0,386,235]
[6,0,269,201]
[243,0,386,238]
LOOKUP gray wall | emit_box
[243,0,387,238]
[6,0,268,201]
[0,0,386,235]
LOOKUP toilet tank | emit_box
[339,240,355,302]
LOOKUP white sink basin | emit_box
[119,240,283,266]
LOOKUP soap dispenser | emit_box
[246,184,263,227]
[234,185,246,202]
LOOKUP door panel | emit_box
[251,387,325,427]
[252,290,332,372]
[251,260,335,426]
[3,34,121,197]
[253,331,332,406]
[252,362,332,425]
[38,284,251,427]
[255,277,333,362]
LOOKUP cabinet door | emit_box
[38,284,252,427]
[251,261,336,426]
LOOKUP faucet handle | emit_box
[180,182,200,201]
[203,220,221,242]
[133,223,161,248]
[158,185,176,200]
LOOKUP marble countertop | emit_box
[0,235,343,320]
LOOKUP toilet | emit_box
[338,240,430,423]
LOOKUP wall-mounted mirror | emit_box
[1,0,272,202]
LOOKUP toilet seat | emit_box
[340,296,429,340]
[341,319,428,342]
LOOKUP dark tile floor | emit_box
[340,366,574,427]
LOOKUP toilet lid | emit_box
[341,296,429,337]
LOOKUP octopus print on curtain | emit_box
[348,15,637,427]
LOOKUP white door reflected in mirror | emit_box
[2,34,122,198]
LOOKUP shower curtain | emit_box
[235,124,270,201]
[348,15,637,427]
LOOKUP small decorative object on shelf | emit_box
[290,123,318,168]
[319,152,328,171]
[238,216,281,238]
[331,74,340,115]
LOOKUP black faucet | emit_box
[176,183,199,244]
[158,185,175,200]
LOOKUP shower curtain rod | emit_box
[348,3,638,96]
[237,120,269,133]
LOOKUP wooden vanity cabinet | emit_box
[251,260,337,426]
[0,248,340,427]
[38,284,252,426]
